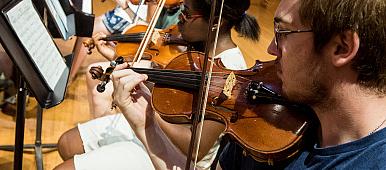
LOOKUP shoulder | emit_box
[286,130,386,169]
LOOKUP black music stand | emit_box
[0,0,70,169]
[39,0,94,39]
[0,55,72,170]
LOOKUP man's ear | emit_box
[329,30,360,67]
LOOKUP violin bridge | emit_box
[223,72,236,98]
[151,31,161,45]
[211,72,236,106]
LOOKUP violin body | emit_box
[149,52,315,163]
[116,24,185,67]
[89,51,315,163]
[84,24,186,68]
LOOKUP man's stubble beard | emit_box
[283,60,330,108]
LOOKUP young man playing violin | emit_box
[98,0,386,169]
[54,0,260,169]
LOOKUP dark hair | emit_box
[190,0,260,41]
[299,0,386,93]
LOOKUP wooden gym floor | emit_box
[0,0,278,169]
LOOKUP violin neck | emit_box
[101,33,145,42]
[130,67,201,90]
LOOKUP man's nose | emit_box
[267,38,278,56]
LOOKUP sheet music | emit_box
[82,0,92,14]
[45,0,69,38]
[5,0,67,90]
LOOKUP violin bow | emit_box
[185,0,225,169]
[130,0,166,65]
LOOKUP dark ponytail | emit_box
[234,13,260,41]
[192,0,260,41]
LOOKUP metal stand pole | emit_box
[13,74,27,170]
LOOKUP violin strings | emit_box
[149,78,201,89]
[109,32,145,38]
[132,67,201,76]
[131,68,253,82]
[129,68,254,92]
[131,68,202,87]
[147,75,200,86]
[104,34,145,42]
[132,68,202,79]
[144,73,245,90]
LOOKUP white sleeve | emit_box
[218,48,248,70]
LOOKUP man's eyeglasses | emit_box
[178,5,203,24]
[274,22,312,50]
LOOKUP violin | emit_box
[86,0,183,68]
[89,52,316,164]
[83,24,188,68]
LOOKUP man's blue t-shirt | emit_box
[219,128,386,169]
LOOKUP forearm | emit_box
[111,67,191,169]
[156,115,193,157]
[156,115,225,161]
[102,47,118,61]
[125,113,189,170]
[146,1,158,22]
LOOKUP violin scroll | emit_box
[89,65,104,80]
[89,57,126,92]
[83,38,96,55]
[89,65,107,92]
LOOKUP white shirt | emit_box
[214,47,248,70]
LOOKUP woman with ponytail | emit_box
[179,0,260,70]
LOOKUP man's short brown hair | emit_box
[299,0,386,94]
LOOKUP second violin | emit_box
[83,24,187,68]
